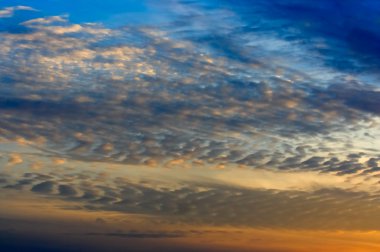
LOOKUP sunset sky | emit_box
[1,0,380,251]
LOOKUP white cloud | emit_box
[0,6,36,18]
[21,15,67,25]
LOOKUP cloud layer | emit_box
[0,3,380,251]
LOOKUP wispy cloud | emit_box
[86,230,185,239]
[0,6,36,18]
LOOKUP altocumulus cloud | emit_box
[0,0,380,242]
[0,7,379,177]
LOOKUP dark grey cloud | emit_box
[366,158,379,168]
[0,175,8,184]
[3,179,34,190]
[326,83,380,115]
[31,181,55,193]
[58,184,77,196]
[362,167,380,174]
[86,230,185,239]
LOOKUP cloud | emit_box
[1,2,380,252]
[1,164,376,231]
[7,154,23,166]
[52,158,66,165]
[21,16,67,25]
[58,184,77,196]
[0,6,36,18]
[329,84,380,115]
[89,183,380,230]
[232,0,380,76]
[31,181,55,194]
[86,230,185,239]
[0,0,379,233]
[0,3,378,191]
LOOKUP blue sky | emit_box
[0,0,147,22]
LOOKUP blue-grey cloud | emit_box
[58,184,77,197]
[31,181,55,193]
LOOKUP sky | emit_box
[0,0,380,251]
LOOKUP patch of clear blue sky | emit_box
[0,0,163,26]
